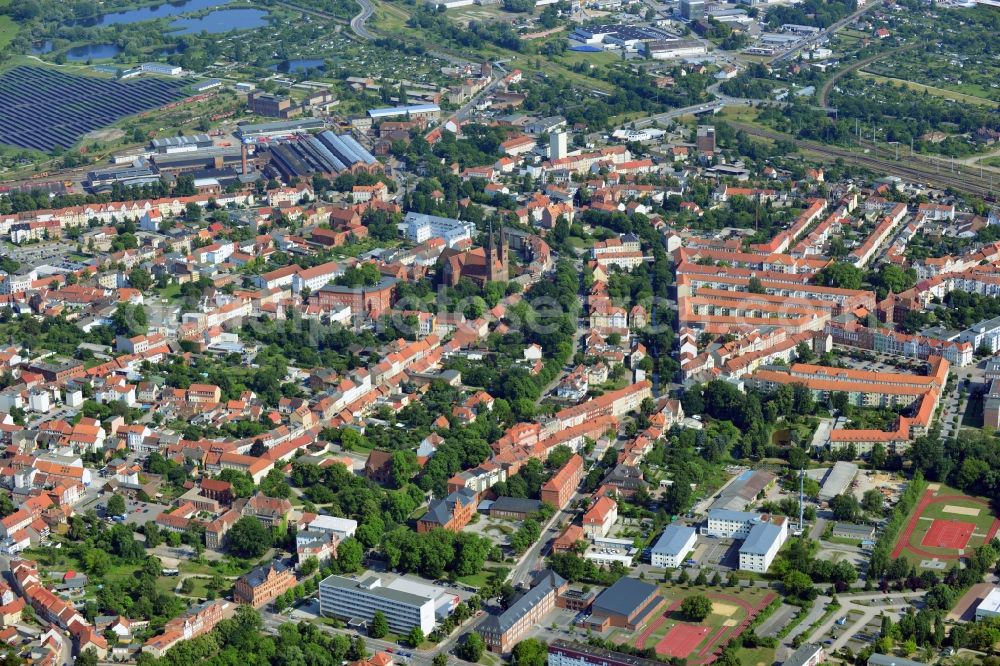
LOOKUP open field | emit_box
[0,16,17,51]
[631,586,776,665]
[857,71,998,107]
[892,485,1000,566]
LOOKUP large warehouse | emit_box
[267,131,381,180]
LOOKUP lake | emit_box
[271,59,326,73]
[65,44,123,61]
[77,0,231,27]
[168,8,269,34]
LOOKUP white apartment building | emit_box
[705,509,764,539]
[960,315,1000,353]
[319,575,436,635]
[649,524,697,568]
[738,519,788,573]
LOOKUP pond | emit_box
[65,44,123,61]
[271,58,326,73]
[76,0,232,27]
[168,8,269,34]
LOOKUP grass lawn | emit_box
[157,282,182,301]
[0,17,18,51]
[456,570,493,588]
[857,71,997,106]
[981,157,1000,168]
[555,48,621,68]
[735,646,776,666]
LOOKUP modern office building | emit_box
[318,574,436,635]
[680,0,704,19]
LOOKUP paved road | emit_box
[351,0,375,39]
[769,0,881,64]
[507,493,581,586]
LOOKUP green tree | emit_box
[783,570,813,598]
[225,516,273,558]
[369,611,389,639]
[106,494,126,517]
[407,626,424,648]
[862,489,883,515]
[458,632,485,662]
[829,494,861,522]
[75,648,99,666]
[433,654,449,666]
[511,638,548,666]
[680,594,713,621]
[128,267,153,292]
[337,537,364,572]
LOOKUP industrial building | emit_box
[86,160,160,192]
[649,524,697,568]
[367,104,441,121]
[236,118,326,142]
[645,39,707,59]
[570,24,670,48]
[267,131,380,181]
[318,574,446,635]
[710,469,774,512]
[247,90,301,119]
[150,134,214,154]
[817,461,858,502]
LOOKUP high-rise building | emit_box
[696,125,716,152]
[680,0,705,20]
[550,131,568,160]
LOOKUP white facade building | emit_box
[319,575,436,635]
[649,524,697,568]
[402,212,475,249]
[737,519,788,573]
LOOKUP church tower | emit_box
[487,225,508,282]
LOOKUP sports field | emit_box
[892,484,1000,566]
[632,588,776,665]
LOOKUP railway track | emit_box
[729,122,998,199]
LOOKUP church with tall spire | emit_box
[439,225,509,287]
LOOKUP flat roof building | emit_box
[368,104,441,120]
[319,574,437,635]
[976,587,1000,620]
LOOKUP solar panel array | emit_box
[0,66,187,153]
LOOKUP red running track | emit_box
[892,491,1000,561]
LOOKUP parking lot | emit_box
[99,496,167,526]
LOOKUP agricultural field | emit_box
[891,483,1000,568]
